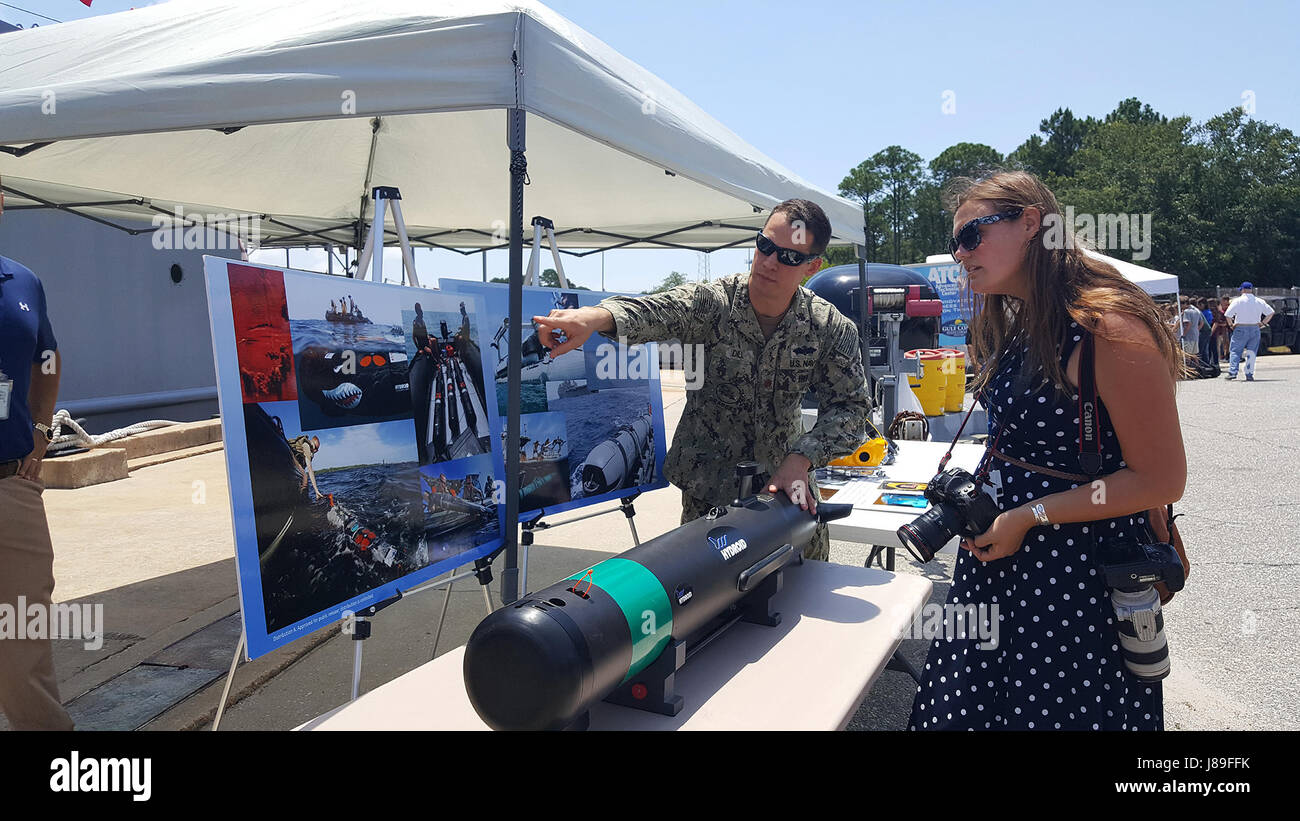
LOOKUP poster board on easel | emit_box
[204,257,505,660]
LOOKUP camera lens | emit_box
[897,503,963,563]
[1109,588,1170,681]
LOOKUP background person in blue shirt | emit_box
[0,178,72,731]
[1197,297,1216,368]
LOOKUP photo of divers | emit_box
[404,301,492,466]
[418,453,500,567]
[438,279,667,519]
[206,259,506,659]
[246,401,426,633]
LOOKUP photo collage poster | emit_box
[204,259,505,659]
[438,279,668,520]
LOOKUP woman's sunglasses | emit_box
[949,208,1024,255]
[755,232,819,267]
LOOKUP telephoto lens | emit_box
[1097,538,1185,681]
[1107,588,1169,681]
[896,468,1000,562]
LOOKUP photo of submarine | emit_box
[408,301,492,466]
[578,409,655,496]
[288,294,414,432]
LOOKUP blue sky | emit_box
[9,0,1298,290]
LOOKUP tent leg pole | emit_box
[501,106,526,605]
[856,238,870,368]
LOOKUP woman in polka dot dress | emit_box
[908,171,1187,731]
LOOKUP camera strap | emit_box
[937,346,1006,479]
[1077,332,1103,478]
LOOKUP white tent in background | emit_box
[922,250,1180,297]
[1080,248,1180,297]
[0,0,862,250]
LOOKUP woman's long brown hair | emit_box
[950,171,1187,396]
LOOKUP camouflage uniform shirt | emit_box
[598,273,870,505]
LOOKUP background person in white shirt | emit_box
[1224,281,1274,381]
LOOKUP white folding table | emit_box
[824,440,988,569]
[298,560,932,731]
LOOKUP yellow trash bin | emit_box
[905,349,947,416]
[936,348,967,412]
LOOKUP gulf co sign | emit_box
[907,262,969,346]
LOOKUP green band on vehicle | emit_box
[567,558,672,681]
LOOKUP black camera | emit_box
[896,468,1000,562]
[1097,537,1186,594]
[1097,536,1185,682]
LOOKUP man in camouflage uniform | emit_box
[533,200,869,560]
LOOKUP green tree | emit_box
[1193,109,1300,286]
[869,146,925,264]
[1106,97,1167,126]
[929,142,1005,188]
[913,143,1006,260]
[1054,114,1205,283]
[490,268,589,289]
[643,271,688,294]
[838,161,884,261]
[1009,108,1098,179]
[910,180,951,261]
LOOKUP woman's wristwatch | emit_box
[34,422,54,442]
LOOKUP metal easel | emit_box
[211,565,498,730]
[517,494,643,597]
[524,215,569,288]
[356,185,421,286]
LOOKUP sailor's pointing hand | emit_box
[531,307,614,359]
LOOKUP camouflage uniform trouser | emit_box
[679,491,829,562]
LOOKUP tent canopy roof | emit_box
[0,0,863,251]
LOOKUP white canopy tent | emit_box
[1,0,869,604]
[0,0,863,253]
[922,250,1180,297]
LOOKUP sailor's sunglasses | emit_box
[949,208,1024,255]
[755,232,819,267]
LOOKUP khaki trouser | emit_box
[0,475,74,731]
[680,491,830,562]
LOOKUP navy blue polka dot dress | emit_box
[908,321,1162,731]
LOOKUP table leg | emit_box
[886,648,921,684]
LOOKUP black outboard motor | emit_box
[805,263,940,363]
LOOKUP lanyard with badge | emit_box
[0,362,12,421]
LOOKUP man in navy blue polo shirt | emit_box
[0,180,73,731]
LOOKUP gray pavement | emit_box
[5,356,1295,731]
